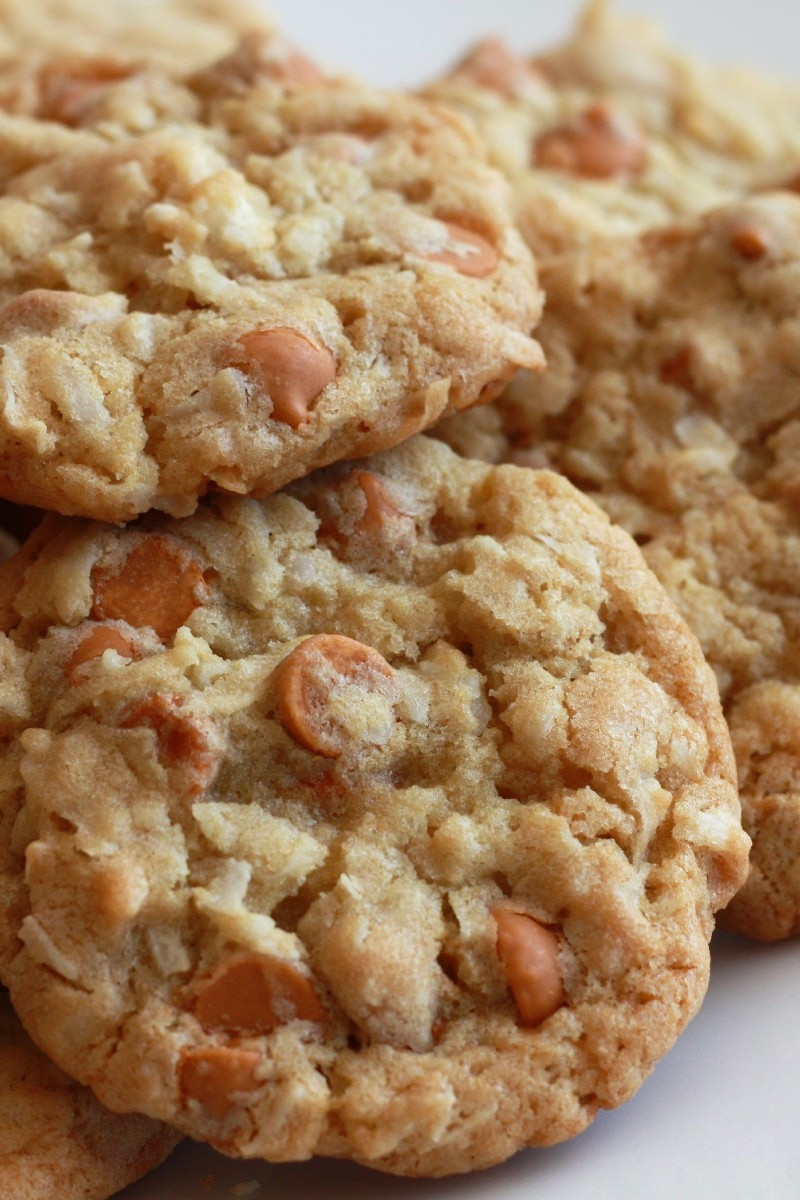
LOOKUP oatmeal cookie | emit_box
[0,436,746,1174]
[0,990,178,1200]
[424,0,800,256]
[0,0,273,74]
[437,193,800,940]
[0,67,542,521]
[0,21,326,140]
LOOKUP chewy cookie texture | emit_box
[425,0,800,257]
[0,991,179,1200]
[438,193,800,941]
[0,36,543,523]
[0,437,747,1175]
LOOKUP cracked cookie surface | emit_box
[0,52,542,521]
[0,436,746,1175]
[0,990,178,1200]
[437,193,800,940]
[424,0,800,257]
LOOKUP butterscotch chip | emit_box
[352,470,406,535]
[0,38,542,521]
[179,1046,262,1119]
[120,692,223,797]
[231,329,338,430]
[274,634,400,759]
[420,221,499,277]
[0,436,746,1174]
[729,225,768,259]
[191,954,326,1033]
[65,624,137,683]
[0,990,178,1199]
[437,193,800,941]
[424,2,800,257]
[448,38,544,100]
[91,535,208,640]
[493,909,564,1027]
[533,103,646,179]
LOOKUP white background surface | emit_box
[122,3,800,1197]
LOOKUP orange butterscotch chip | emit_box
[353,471,406,536]
[121,693,221,796]
[66,625,137,683]
[263,47,324,87]
[91,536,207,641]
[274,633,398,758]
[317,471,414,551]
[179,1046,262,1118]
[493,908,564,1027]
[214,33,324,91]
[730,226,768,260]
[424,221,499,278]
[192,954,326,1034]
[451,37,542,98]
[534,103,646,179]
[38,57,134,124]
[232,327,337,429]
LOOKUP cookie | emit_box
[0,990,179,1200]
[424,0,800,257]
[0,0,273,147]
[0,58,543,522]
[0,435,747,1175]
[0,19,326,140]
[437,193,800,941]
[0,0,273,74]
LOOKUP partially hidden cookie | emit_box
[437,193,800,941]
[0,56,543,522]
[0,0,273,74]
[0,0,273,154]
[0,436,747,1175]
[424,0,800,257]
[0,990,179,1200]
[0,18,324,139]
[0,31,340,222]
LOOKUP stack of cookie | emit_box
[428,0,800,944]
[3,0,798,1193]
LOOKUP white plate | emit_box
[122,3,800,1197]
